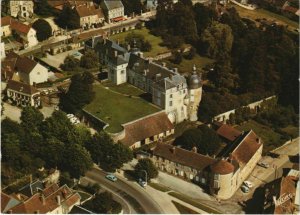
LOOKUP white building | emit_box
[3,0,34,19]
[74,3,105,29]
[97,39,202,123]
[101,0,125,23]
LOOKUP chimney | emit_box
[192,147,197,153]
[117,39,120,45]
[162,62,166,67]
[171,146,176,154]
[114,50,117,57]
[56,195,61,205]
[40,194,46,205]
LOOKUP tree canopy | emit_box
[60,55,80,71]
[174,125,221,155]
[80,50,99,69]
[134,158,158,182]
[32,19,52,42]
[56,5,80,29]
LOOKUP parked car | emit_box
[241,185,249,193]
[258,162,270,168]
[243,181,253,188]
[106,174,117,182]
[138,178,147,188]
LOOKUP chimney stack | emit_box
[56,195,61,205]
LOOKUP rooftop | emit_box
[216,123,242,142]
[7,80,39,95]
[75,4,104,18]
[103,0,124,10]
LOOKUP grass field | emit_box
[102,81,144,97]
[162,54,214,75]
[281,125,299,138]
[168,192,221,214]
[236,120,286,153]
[230,4,298,30]
[84,84,160,133]
[109,27,170,57]
[172,201,198,214]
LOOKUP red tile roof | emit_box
[1,193,11,212]
[231,130,262,166]
[75,4,104,18]
[216,124,242,142]
[7,80,39,95]
[10,184,80,214]
[10,20,32,34]
[210,159,234,175]
[2,52,38,75]
[1,16,12,26]
[120,112,174,147]
[153,143,216,171]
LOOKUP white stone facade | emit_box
[7,1,34,19]
[7,88,40,107]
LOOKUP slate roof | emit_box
[121,112,174,147]
[153,143,216,171]
[103,0,124,10]
[7,80,39,95]
[18,180,44,197]
[216,123,242,142]
[10,184,81,214]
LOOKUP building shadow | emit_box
[244,187,265,214]
[139,93,152,103]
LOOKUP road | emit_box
[84,167,164,214]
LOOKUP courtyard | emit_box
[83,83,161,133]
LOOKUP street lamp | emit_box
[141,170,147,182]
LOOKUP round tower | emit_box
[187,65,202,121]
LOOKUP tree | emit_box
[32,19,52,42]
[122,0,145,16]
[20,106,44,132]
[56,5,80,29]
[60,55,80,71]
[86,132,133,172]
[80,50,99,69]
[62,144,93,178]
[172,51,183,64]
[185,47,196,60]
[193,3,217,34]
[83,192,122,214]
[34,0,55,16]
[59,171,74,187]
[201,22,233,59]
[134,158,158,182]
[174,125,221,155]
[59,72,95,113]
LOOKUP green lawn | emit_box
[102,81,144,97]
[84,84,161,133]
[281,126,299,138]
[109,27,170,57]
[168,192,221,214]
[231,4,298,30]
[149,182,171,193]
[163,54,214,74]
[235,120,286,153]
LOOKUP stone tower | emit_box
[187,65,202,121]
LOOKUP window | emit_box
[169,101,172,106]
[214,174,219,180]
[121,70,124,74]
[170,94,172,98]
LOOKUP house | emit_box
[74,3,105,29]
[96,39,203,124]
[213,121,242,143]
[6,183,81,214]
[2,52,48,85]
[120,112,175,149]
[1,193,21,213]
[0,16,38,48]
[100,0,125,23]
[2,0,34,19]
[150,124,263,200]
[6,79,41,107]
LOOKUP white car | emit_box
[241,185,249,193]
[138,179,147,188]
[67,114,74,118]
[243,181,253,188]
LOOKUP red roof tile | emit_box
[120,112,174,147]
[216,124,242,142]
[210,159,234,175]
[10,20,31,34]
[75,4,104,18]
[1,16,12,26]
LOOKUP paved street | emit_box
[84,167,163,214]
[272,137,299,155]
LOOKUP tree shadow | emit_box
[244,187,265,214]
[139,93,152,103]
[123,170,137,182]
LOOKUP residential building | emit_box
[4,183,81,214]
[96,39,203,123]
[2,0,34,19]
[101,0,125,23]
[2,52,48,85]
[6,79,41,107]
[0,16,38,48]
[150,124,263,200]
[74,3,105,28]
[119,112,175,149]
